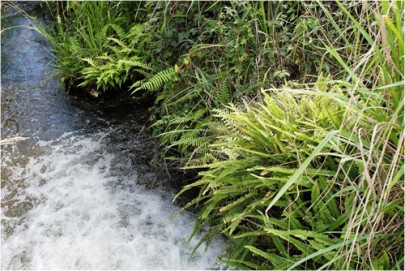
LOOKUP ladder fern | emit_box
[131,67,177,93]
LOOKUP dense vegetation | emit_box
[38,1,403,269]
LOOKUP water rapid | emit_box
[1,4,223,269]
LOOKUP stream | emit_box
[1,5,223,269]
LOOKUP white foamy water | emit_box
[1,132,223,270]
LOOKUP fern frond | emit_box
[96,54,114,62]
[109,23,125,39]
[132,67,176,93]
[82,57,97,67]
[106,37,128,49]
[117,59,153,71]
[128,24,144,38]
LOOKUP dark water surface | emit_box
[1,5,222,269]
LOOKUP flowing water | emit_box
[1,5,223,269]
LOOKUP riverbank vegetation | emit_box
[39,1,403,269]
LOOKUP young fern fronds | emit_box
[78,55,153,91]
[109,23,125,40]
[101,23,125,40]
[169,108,206,125]
[117,59,153,72]
[131,67,176,93]
[82,57,97,67]
[106,36,126,47]
[96,54,114,62]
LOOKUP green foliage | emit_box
[131,67,177,93]
[145,1,295,162]
[175,87,350,269]
[178,81,403,269]
[40,0,404,269]
[175,1,404,269]
[78,25,154,91]
[38,1,152,93]
[142,1,363,164]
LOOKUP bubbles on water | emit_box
[1,132,224,270]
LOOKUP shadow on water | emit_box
[1,4,224,269]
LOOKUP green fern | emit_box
[131,67,177,93]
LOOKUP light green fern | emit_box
[131,67,177,93]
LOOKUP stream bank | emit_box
[1,4,223,269]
